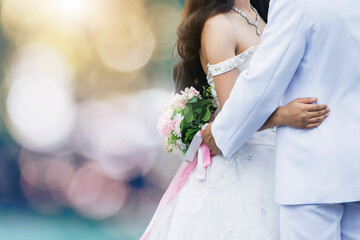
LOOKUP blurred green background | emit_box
[0,0,185,239]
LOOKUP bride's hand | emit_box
[276,97,330,129]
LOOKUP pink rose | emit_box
[172,94,186,108]
[157,111,172,138]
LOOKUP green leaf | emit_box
[181,121,191,129]
[184,128,200,143]
[180,120,185,133]
[202,108,211,122]
[184,107,194,122]
[187,97,198,104]
[172,107,182,117]
[170,134,179,142]
[194,108,202,115]
[190,99,211,109]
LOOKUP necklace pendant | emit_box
[256,28,261,36]
[232,6,261,37]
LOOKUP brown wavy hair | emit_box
[173,0,269,93]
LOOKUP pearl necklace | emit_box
[232,5,261,36]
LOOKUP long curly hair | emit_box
[173,0,269,93]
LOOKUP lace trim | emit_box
[207,45,259,78]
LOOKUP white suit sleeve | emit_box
[212,0,308,158]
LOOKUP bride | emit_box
[141,0,330,239]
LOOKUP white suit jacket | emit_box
[212,0,360,204]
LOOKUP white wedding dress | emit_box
[142,46,279,240]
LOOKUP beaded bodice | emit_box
[206,44,276,151]
[207,45,259,109]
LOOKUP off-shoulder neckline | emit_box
[207,45,259,67]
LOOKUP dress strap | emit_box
[207,57,239,77]
[207,45,259,77]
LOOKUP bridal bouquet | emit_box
[157,86,215,156]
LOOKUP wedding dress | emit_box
[141,46,279,240]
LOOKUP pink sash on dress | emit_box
[140,141,211,240]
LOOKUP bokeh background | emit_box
[0,0,185,239]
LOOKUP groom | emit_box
[203,0,360,239]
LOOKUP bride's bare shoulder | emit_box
[201,13,237,64]
[202,13,234,38]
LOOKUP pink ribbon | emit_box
[140,131,212,240]
[198,129,212,174]
[201,142,212,168]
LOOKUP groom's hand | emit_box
[203,123,221,156]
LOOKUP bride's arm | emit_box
[201,14,238,110]
[259,97,330,130]
[202,16,330,131]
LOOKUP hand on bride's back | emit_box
[276,97,330,129]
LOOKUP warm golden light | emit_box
[52,0,89,24]
[91,0,155,72]
[95,15,155,72]
[149,3,182,61]
[0,0,52,40]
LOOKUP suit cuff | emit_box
[211,120,232,159]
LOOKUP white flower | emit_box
[164,140,175,152]
[181,87,200,101]
[172,113,184,138]
[176,139,186,151]
[188,92,195,100]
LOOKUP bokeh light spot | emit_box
[91,0,155,72]
[6,74,76,152]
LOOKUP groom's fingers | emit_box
[305,122,322,129]
[295,97,318,104]
[306,104,328,112]
[307,113,329,124]
[210,148,221,157]
[202,123,221,156]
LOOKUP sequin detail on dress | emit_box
[207,46,259,109]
